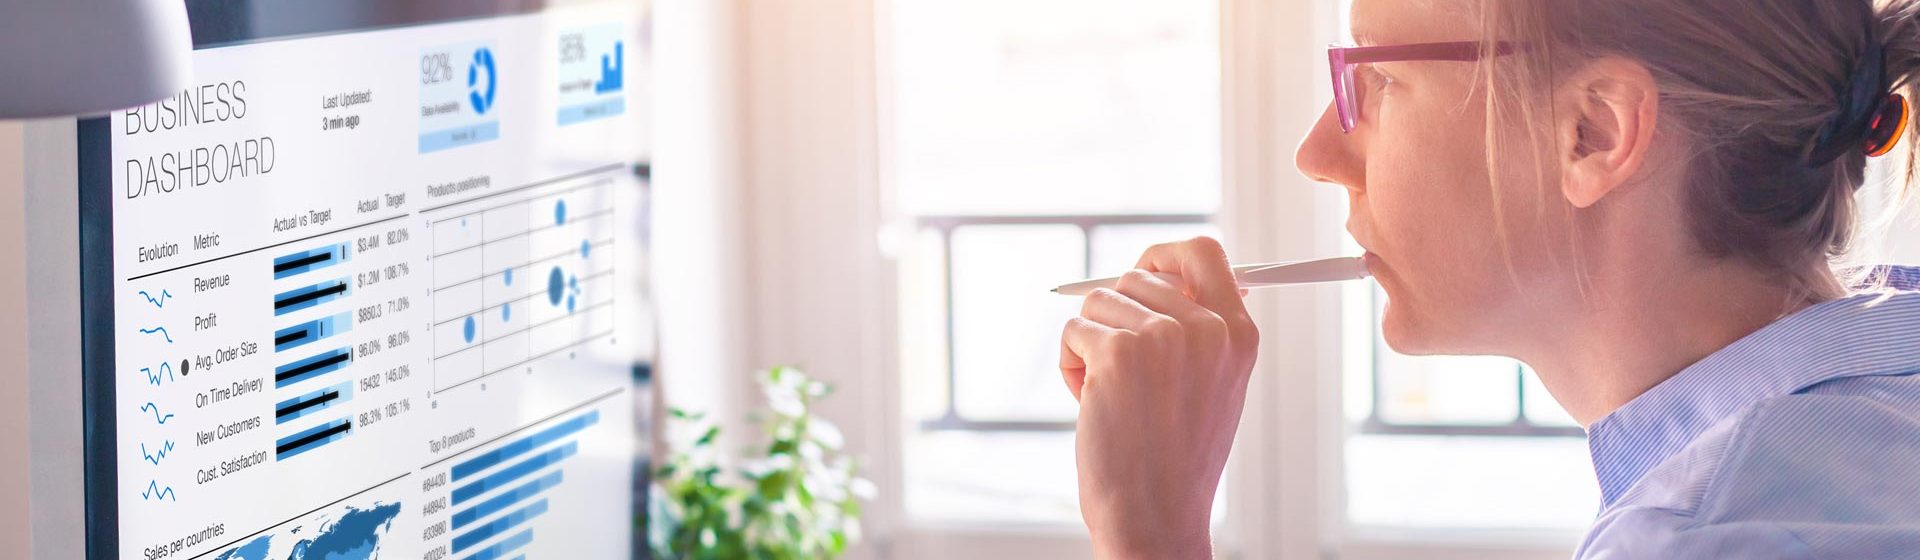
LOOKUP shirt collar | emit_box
[1585,266,1920,507]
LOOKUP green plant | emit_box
[648,367,874,559]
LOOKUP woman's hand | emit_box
[1059,237,1260,559]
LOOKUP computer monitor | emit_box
[71,2,653,558]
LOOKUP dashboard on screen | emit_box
[78,2,652,558]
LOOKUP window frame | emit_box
[1360,283,1586,438]
[913,213,1213,434]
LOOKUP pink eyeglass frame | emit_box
[1329,41,1524,133]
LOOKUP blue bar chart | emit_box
[274,348,352,388]
[463,529,533,560]
[274,381,353,425]
[274,312,352,352]
[272,243,351,279]
[451,499,547,554]
[452,411,599,480]
[273,278,350,316]
[453,471,564,529]
[435,410,600,559]
[276,417,353,460]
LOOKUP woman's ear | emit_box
[1558,57,1660,209]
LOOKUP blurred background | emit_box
[641,0,1920,558]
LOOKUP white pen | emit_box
[1052,256,1371,296]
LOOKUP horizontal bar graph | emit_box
[276,417,352,460]
[452,499,548,554]
[452,410,599,481]
[275,381,353,424]
[273,278,349,316]
[275,312,353,352]
[275,347,353,388]
[453,471,563,530]
[463,529,532,560]
[273,243,350,279]
[451,442,577,505]
[438,408,604,555]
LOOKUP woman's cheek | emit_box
[1366,173,1497,353]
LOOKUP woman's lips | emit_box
[1361,251,1382,277]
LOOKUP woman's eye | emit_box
[1360,66,1395,91]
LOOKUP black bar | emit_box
[273,252,333,273]
[276,421,353,455]
[274,283,347,310]
[276,353,351,382]
[275,329,309,346]
[276,391,340,419]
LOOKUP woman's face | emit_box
[1297,0,1567,356]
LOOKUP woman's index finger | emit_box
[1133,237,1246,317]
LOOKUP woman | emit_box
[1060,0,1920,557]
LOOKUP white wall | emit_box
[734,1,897,557]
[0,120,30,560]
[648,0,757,455]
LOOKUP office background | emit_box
[5,0,1920,558]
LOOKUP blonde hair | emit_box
[1479,0,1920,300]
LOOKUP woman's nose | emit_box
[1296,102,1364,194]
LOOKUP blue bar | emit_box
[453,411,599,482]
[557,98,626,126]
[273,243,349,279]
[275,381,353,425]
[275,417,352,461]
[419,121,501,154]
[452,442,576,505]
[273,278,349,316]
[452,499,548,554]
[453,471,562,530]
[275,312,352,353]
[275,347,352,388]
[463,529,532,560]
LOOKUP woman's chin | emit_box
[1379,302,1446,356]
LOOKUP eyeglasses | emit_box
[1329,41,1523,133]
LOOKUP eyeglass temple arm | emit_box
[1338,41,1520,64]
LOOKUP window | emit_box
[884,0,1221,525]
[1341,283,1599,531]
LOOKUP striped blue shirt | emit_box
[1577,267,1920,559]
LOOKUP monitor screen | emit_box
[78,2,651,558]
